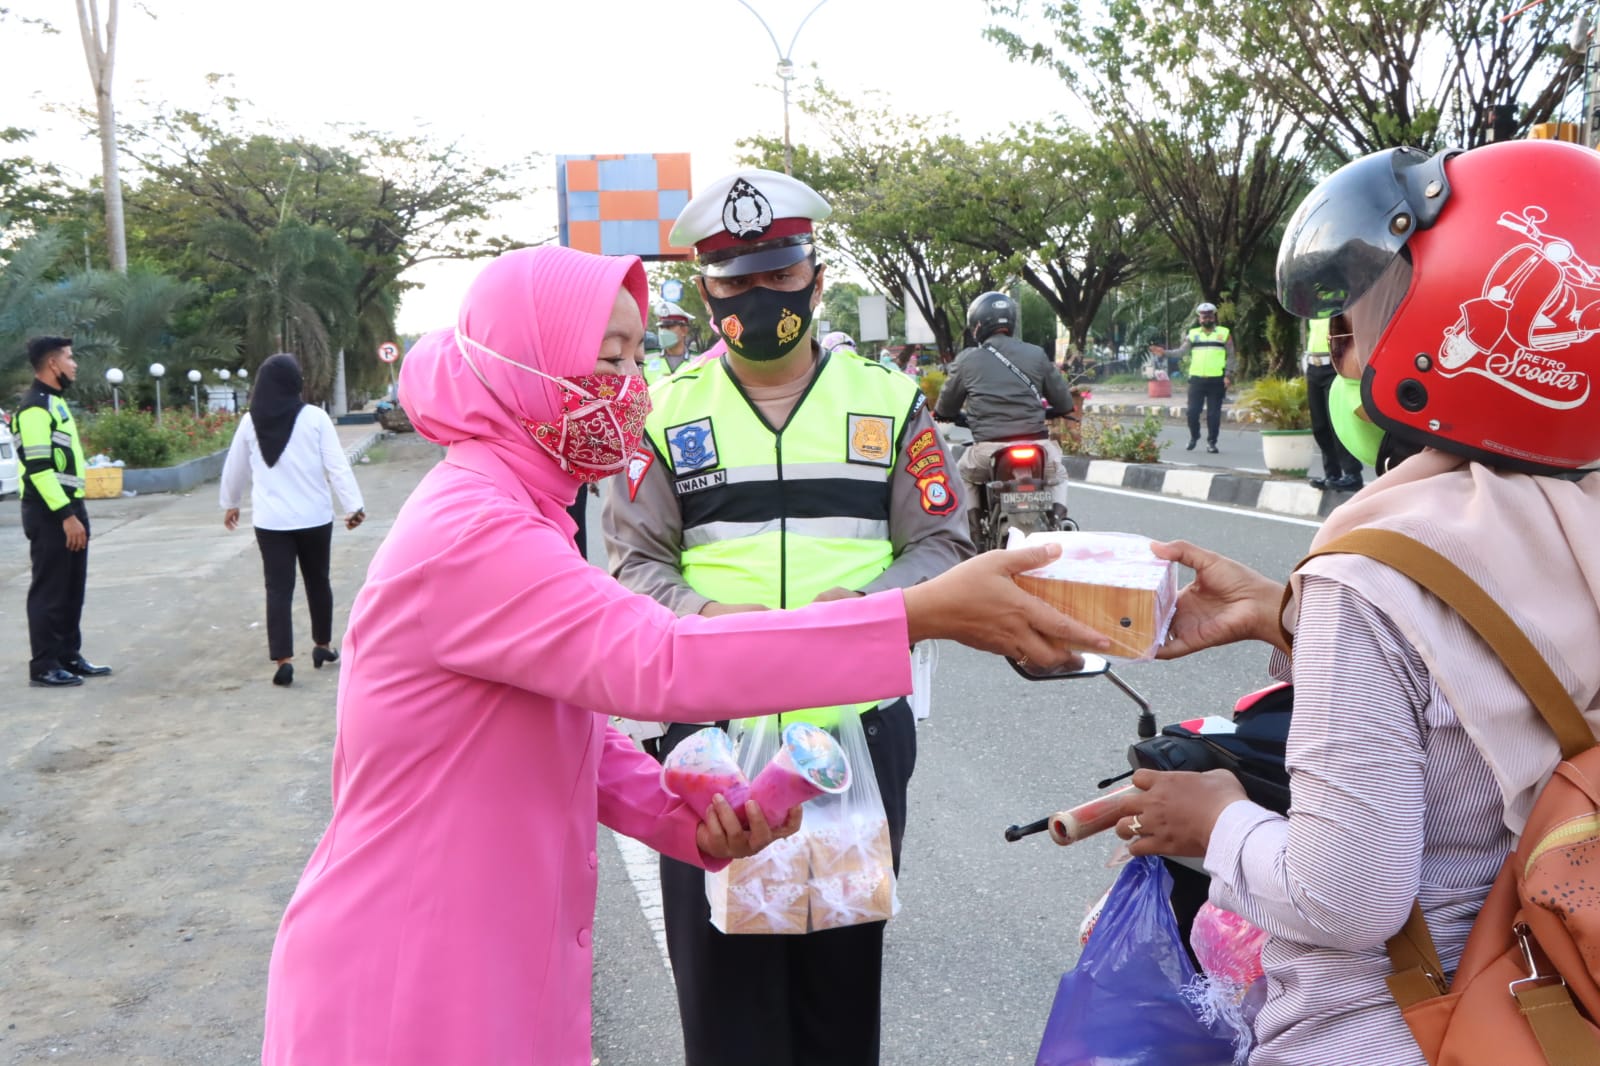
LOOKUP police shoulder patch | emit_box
[665,417,718,473]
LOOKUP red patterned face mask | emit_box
[454,330,653,483]
[520,373,651,483]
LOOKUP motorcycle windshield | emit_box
[1277,146,1459,319]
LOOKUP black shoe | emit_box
[312,646,340,669]
[1186,438,1198,451]
[1331,474,1365,492]
[30,668,84,688]
[1309,476,1329,490]
[63,656,112,677]
[273,662,294,687]
[1206,443,1220,454]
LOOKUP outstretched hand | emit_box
[1150,540,1289,658]
[696,794,803,860]
[904,544,1110,668]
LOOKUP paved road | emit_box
[1,438,1321,1066]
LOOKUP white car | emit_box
[0,415,18,498]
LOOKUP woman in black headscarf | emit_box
[219,354,366,686]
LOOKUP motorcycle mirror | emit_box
[1006,653,1111,680]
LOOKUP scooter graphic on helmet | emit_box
[1437,206,1594,410]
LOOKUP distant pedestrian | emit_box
[219,353,365,687]
[1150,301,1235,453]
[17,336,113,688]
[1303,318,1364,491]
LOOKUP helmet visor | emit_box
[1277,147,1456,319]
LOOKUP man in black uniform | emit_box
[16,336,112,688]
[936,291,1074,534]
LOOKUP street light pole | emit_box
[734,0,831,175]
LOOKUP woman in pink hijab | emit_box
[260,246,1099,1065]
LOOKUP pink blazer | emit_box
[261,441,913,1065]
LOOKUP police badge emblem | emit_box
[847,414,894,466]
[776,308,803,346]
[722,178,774,240]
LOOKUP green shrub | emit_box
[917,369,946,409]
[1238,375,1311,430]
[83,410,174,468]
[82,409,239,468]
[1065,412,1168,464]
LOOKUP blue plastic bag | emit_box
[1036,856,1240,1066]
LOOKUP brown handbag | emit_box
[1298,529,1600,1065]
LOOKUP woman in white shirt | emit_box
[220,353,366,686]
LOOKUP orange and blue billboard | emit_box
[557,153,694,260]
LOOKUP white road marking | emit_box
[1071,480,1324,528]
[608,829,673,972]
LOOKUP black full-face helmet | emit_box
[967,291,1019,344]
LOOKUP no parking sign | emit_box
[377,342,400,363]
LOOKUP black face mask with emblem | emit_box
[703,285,815,363]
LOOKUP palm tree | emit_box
[202,218,358,403]
[0,226,108,397]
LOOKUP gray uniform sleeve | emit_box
[601,448,711,618]
[1225,335,1237,377]
[860,400,976,594]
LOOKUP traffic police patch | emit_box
[722,178,774,240]
[625,447,654,501]
[917,469,959,516]
[666,418,719,473]
[847,414,894,466]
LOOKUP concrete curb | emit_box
[1082,399,1250,424]
[1062,455,1355,519]
[343,429,389,464]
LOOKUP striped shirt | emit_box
[1204,574,1512,1066]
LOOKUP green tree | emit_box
[0,129,73,241]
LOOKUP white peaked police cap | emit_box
[1196,302,1218,314]
[655,301,694,324]
[669,168,832,278]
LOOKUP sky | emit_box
[0,0,1074,336]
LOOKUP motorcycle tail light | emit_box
[1006,445,1039,463]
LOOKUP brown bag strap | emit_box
[1297,528,1600,1059]
[1298,528,1592,759]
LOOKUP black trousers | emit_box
[1306,363,1361,480]
[656,699,918,1066]
[1186,374,1227,445]
[254,523,333,661]
[23,497,89,676]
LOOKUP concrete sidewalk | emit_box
[1065,383,1362,519]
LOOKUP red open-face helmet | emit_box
[1278,140,1600,473]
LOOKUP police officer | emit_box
[1151,301,1235,453]
[644,301,696,383]
[602,168,973,1066]
[1303,317,1364,491]
[16,336,112,688]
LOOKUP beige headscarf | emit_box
[1284,450,1600,834]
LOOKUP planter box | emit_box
[84,466,123,499]
[121,448,228,496]
[1147,379,1172,398]
[1260,429,1317,476]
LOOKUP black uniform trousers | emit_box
[656,698,917,1066]
[23,497,89,677]
[1186,374,1227,446]
[254,523,334,661]
[1306,363,1361,480]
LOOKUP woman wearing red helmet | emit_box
[1102,140,1600,1063]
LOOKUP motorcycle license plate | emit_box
[1000,492,1053,513]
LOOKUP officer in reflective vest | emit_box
[644,301,696,384]
[1304,317,1364,491]
[602,168,973,1066]
[16,336,113,687]
[1150,300,1235,453]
